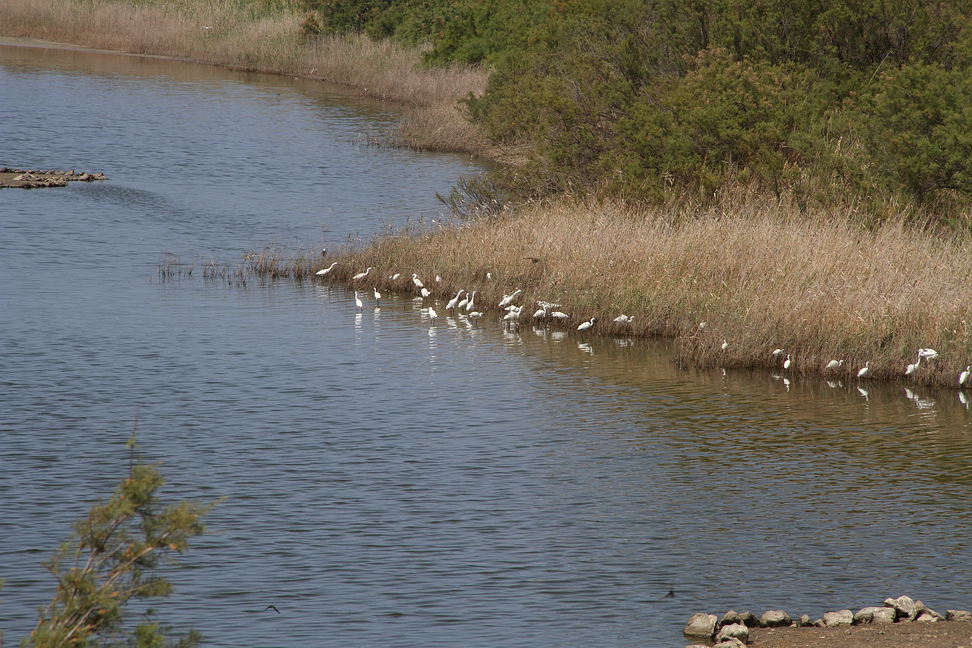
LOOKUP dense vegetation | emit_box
[302,0,972,224]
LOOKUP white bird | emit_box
[503,307,521,322]
[961,365,971,386]
[533,308,547,319]
[354,292,363,310]
[373,287,381,304]
[918,348,939,360]
[551,311,569,320]
[412,274,424,289]
[436,275,442,283]
[577,317,596,332]
[389,273,401,280]
[721,339,729,351]
[465,291,477,312]
[352,267,373,281]
[857,361,870,378]
[428,306,438,323]
[446,289,465,310]
[905,358,920,375]
[468,311,483,319]
[772,348,784,358]
[316,262,338,276]
[420,287,431,298]
[825,359,843,370]
[783,354,792,370]
[613,314,631,324]
[498,289,522,308]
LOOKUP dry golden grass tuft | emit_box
[0,0,489,153]
[317,195,972,387]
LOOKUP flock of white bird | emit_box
[325,261,970,387]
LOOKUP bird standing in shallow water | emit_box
[857,361,870,378]
[783,355,792,370]
[577,317,596,332]
[316,262,337,276]
[412,274,424,289]
[354,292,363,310]
[353,267,373,281]
[961,366,971,387]
[373,287,381,305]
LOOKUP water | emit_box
[2,41,972,648]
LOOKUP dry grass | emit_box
[0,0,489,153]
[312,194,972,386]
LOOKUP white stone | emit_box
[684,613,719,639]
[822,609,854,627]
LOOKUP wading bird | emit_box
[783,355,792,370]
[825,359,843,370]
[961,366,971,387]
[919,348,939,361]
[905,356,921,376]
[551,311,569,320]
[412,274,424,289]
[498,289,522,308]
[316,262,337,276]
[614,314,632,324]
[577,317,596,332]
[857,361,870,378]
[420,287,431,298]
[722,339,729,351]
[354,292,363,310]
[428,307,438,323]
[373,287,381,304]
[389,273,401,280]
[446,289,465,310]
[465,291,477,312]
[353,267,373,281]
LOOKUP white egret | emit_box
[857,361,870,378]
[420,287,431,298]
[772,348,784,358]
[412,274,424,289]
[389,273,401,280]
[468,311,483,319]
[436,275,442,283]
[613,314,631,324]
[533,308,547,319]
[465,291,477,312]
[905,360,920,376]
[498,289,522,308]
[373,287,381,304]
[354,292,363,310]
[316,262,338,276]
[446,289,465,310]
[428,306,438,323]
[918,348,939,360]
[722,339,729,351]
[783,354,792,370]
[577,317,596,332]
[352,267,373,281]
[961,366,971,386]
[825,359,843,370]
[551,311,569,320]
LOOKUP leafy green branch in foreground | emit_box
[24,438,216,648]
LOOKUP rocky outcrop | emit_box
[684,596,971,646]
[0,168,107,189]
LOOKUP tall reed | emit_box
[312,195,972,387]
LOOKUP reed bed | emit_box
[0,0,488,152]
[302,195,972,387]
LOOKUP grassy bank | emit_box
[0,0,489,154]
[294,194,972,388]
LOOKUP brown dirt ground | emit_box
[746,620,972,648]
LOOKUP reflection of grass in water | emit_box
[271,195,972,388]
[0,0,488,154]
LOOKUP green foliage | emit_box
[23,441,215,648]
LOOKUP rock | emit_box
[914,600,945,622]
[796,614,814,627]
[716,622,750,644]
[720,610,742,628]
[946,609,972,621]
[713,639,747,648]
[854,606,896,624]
[738,611,760,627]
[885,595,917,621]
[821,609,854,627]
[684,613,719,639]
[760,610,792,627]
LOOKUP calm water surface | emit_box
[2,42,972,648]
